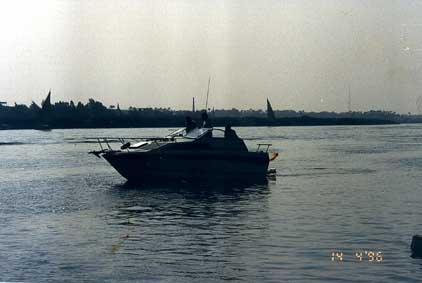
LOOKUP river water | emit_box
[0,125,421,282]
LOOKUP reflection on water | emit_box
[108,178,271,229]
[117,176,270,192]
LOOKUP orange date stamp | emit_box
[330,251,384,262]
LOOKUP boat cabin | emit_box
[126,127,248,152]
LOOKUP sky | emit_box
[1,0,422,113]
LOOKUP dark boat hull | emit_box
[102,150,270,182]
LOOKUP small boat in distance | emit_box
[90,121,278,183]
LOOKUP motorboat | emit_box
[90,125,278,182]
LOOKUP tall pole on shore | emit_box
[348,84,352,113]
[205,76,211,111]
[192,97,195,113]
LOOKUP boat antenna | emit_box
[348,84,352,112]
[205,76,211,111]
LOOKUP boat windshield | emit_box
[184,127,211,139]
[167,128,185,138]
[167,127,212,140]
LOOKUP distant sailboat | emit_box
[267,98,276,121]
[41,90,52,112]
[38,90,52,131]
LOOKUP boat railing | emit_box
[256,143,272,152]
[89,128,211,152]
[88,136,169,156]
[91,137,122,153]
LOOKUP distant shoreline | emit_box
[2,95,421,130]
[0,116,401,131]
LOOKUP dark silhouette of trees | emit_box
[0,93,420,130]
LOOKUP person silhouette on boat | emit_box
[199,111,214,138]
[224,123,239,139]
[200,111,212,128]
[185,116,197,133]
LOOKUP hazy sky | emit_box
[1,0,422,112]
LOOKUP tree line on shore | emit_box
[0,95,421,129]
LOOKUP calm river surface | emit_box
[0,125,421,282]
